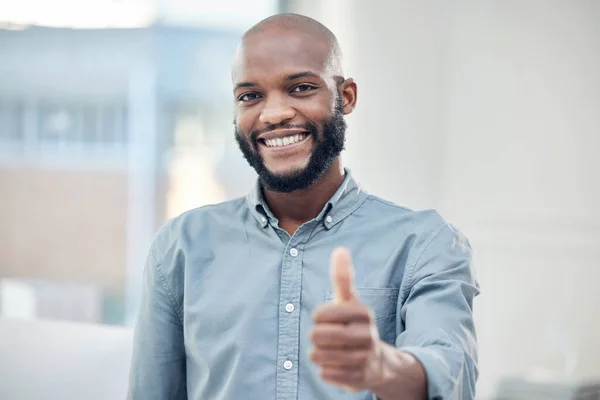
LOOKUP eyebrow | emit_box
[233,71,321,92]
[285,71,320,81]
[234,81,257,91]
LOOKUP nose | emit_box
[259,95,296,126]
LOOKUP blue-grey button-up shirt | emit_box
[127,169,479,400]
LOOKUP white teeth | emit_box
[264,133,307,147]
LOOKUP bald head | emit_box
[243,14,342,72]
[233,13,344,80]
[244,13,336,38]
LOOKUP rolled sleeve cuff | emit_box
[399,346,460,400]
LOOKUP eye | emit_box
[291,84,316,93]
[238,92,261,102]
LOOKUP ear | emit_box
[339,78,358,115]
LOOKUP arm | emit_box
[377,223,479,400]
[127,242,187,400]
[310,225,478,400]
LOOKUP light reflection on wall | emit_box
[0,0,156,29]
[0,0,279,29]
[165,112,227,220]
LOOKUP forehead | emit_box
[232,30,333,84]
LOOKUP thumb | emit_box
[330,247,357,304]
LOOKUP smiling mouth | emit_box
[258,133,310,148]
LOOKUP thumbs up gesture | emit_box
[309,247,387,392]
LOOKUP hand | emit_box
[309,247,388,392]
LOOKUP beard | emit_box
[235,93,346,193]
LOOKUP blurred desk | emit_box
[0,318,132,400]
[491,377,600,400]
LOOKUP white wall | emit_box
[289,0,600,397]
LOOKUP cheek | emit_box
[297,96,335,121]
[292,105,330,131]
[236,107,262,134]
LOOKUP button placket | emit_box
[276,233,307,399]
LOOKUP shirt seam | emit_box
[368,196,414,213]
[400,223,449,301]
[151,243,184,324]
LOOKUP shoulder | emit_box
[144,197,249,297]
[361,193,471,261]
[364,196,476,295]
[151,196,248,261]
[363,194,454,235]
[360,195,477,298]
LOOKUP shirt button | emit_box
[289,248,298,257]
[283,360,293,370]
[285,303,295,313]
[325,215,333,223]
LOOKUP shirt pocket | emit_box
[324,287,399,345]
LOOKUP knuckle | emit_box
[356,331,372,346]
[359,306,372,320]
[354,352,368,365]
[312,305,329,321]
[351,369,365,381]
[310,328,324,344]
[341,329,352,342]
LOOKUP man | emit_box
[127,13,479,400]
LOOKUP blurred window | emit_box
[36,102,128,147]
[0,101,24,142]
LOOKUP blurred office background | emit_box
[0,0,598,399]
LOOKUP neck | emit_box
[263,159,345,225]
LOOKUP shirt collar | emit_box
[246,168,369,229]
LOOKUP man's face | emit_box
[232,30,348,193]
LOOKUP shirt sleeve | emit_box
[127,241,187,400]
[396,223,480,400]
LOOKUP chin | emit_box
[265,163,309,178]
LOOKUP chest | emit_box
[180,222,410,347]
